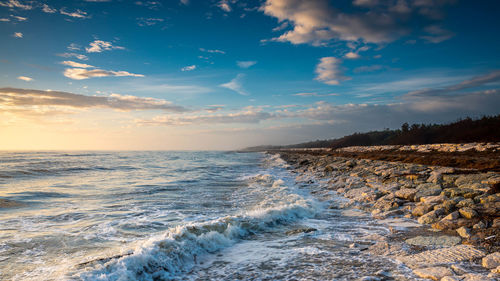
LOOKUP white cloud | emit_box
[11,15,27,21]
[57,53,89,61]
[199,48,225,54]
[85,40,124,53]
[67,43,81,51]
[217,0,231,12]
[220,74,248,95]
[180,0,189,5]
[13,32,22,38]
[17,76,33,82]
[63,68,144,80]
[61,61,94,68]
[344,52,360,59]
[181,65,196,71]
[0,87,187,112]
[421,25,454,43]
[0,0,32,10]
[0,18,10,22]
[136,17,164,26]
[60,8,88,19]
[237,61,257,68]
[42,4,57,13]
[314,57,350,85]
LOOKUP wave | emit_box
[73,169,319,280]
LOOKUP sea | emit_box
[0,151,416,280]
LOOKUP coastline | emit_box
[270,143,500,281]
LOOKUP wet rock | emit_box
[458,207,478,219]
[395,188,417,201]
[368,241,405,256]
[405,235,461,247]
[285,227,317,235]
[456,226,471,239]
[413,266,453,280]
[397,245,485,268]
[482,252,500,269]
[418,209,442,224]
[413,203,432,216]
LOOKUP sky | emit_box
[0,0,499,150]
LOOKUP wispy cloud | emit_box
[42,4,56,13]
[315,57,350,85]
[61,61,94,68]
[199,48,225,54]
[292,92,338,97]
[421,25,455,43]
[0,0,32,10]
[60,8,89,19]
[136,17,164,26]
[181,65,196,71]
[57,53,89,61]
[11,15,27,21]
[13,32,22,38]
[344,52,360,59]
[85,40,124,53]
[217,0,231,12]
[220,74,248,95]
[63,68,144,80]
[17,76,32,81]
[237,61,257,68]
[0,87,187,112]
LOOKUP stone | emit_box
[491,265,500,274]
[432,218,471,231]
[434,200,456,213]
[395,188,417,201]
[443,211,460,220]
[440,276,461,281]
[472,221,486,229]
[462,273,495,281]
[413,204,432,216]
[456,226,471,239]
[418,210,440,224]
[482,252,500,269]
[396,245,485,268]
[456,198,475,208]
[415,183,443,201]
[405,235,461,247]
[421,195,447,206]
[458,207,478,219]
[450,264,468,275]
[413,267,453,280]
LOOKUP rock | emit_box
[285,227,317,235]
[368,241,405,256]
[443,211,460,220]
[456,226,471,239]
[434,200,456,213]
[421,195,447,206]
[418,210,441,224]
[415,183,443,201]
[493,218,500,228]
[450,264,468,275]
[0,198,24,208]
[395,188,417,201]
[472,221,486,229]
[413,267,453,280]
[482,252,500,269]
[458,207,478,219]
[432,218,471,231]
[456,198,475,208]
[413,204,433,216]
[405,235,461,247]
[397,245,485,268]
[440,277,461,281]
[491,265,500,274]
[461,273,495,281]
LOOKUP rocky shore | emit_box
[273,143,499,281]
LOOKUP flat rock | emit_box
[396,245,485,268]
[440,276,461,281]
[456,226,471,239]
[412,266,453,280]
[405,235,461,247]
[461,273,495,281]
[482,252,500,269]
[458,207,478,219]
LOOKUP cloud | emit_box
[137,108,274,126]
[61,61,94,68]
[0,0,32,10]
[353,65,384,73]
[13,32,22,38]
[60,8,89,19]
[404,70,500,98]
[421,25,454,43]
[344,52,360,59]
[134,1,161,10]
[0,18,9,22]
[217,0,231,12]
[63,68,144,80]
[57,53,89,61]
[315,57,350,85]
[181,65,196,71]
[220,74,248,95]
[136,17,164,26]
[180,0,189,5]
[237,61,257,68]
[67,43,81,51]
[0,87,187,112]
[292,92,338,97]
[205,105,225,112]
[42,4,56,13]
[199,48,225,54]
[11,15,27,21]
[17,76,32,81]
[85,40,124,53]
[260,0,454,46]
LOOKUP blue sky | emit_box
[0,0,499,150]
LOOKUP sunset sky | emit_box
[1,0,499,150]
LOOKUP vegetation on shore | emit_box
[242,114,500,151]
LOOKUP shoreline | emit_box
[271,143,499,280]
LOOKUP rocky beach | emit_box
[272,143,500,281]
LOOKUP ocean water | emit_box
[0,151,415,280]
